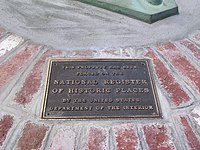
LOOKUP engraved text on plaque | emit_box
[41,59,162,119]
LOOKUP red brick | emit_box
[88,127,108,150]
[180,117,200,149]
[14,50,62,105]
[143,124,176,150]
[17,122,49,150]
[0,43,40,91]
[155,42,200,92]
[178,39,200,60]
[145,48,190,106]
[113,124,138,150]
[0,115,14,146]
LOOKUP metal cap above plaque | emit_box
[41,59,162,120]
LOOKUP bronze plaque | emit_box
[41,59,162,119]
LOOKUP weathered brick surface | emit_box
[113,124,138,150]
[0,35,24,58]
[180,117,200,149]
[49,126,76,150]
[192,106,200,127]
[143,124,176,150]
[17,122,49,150]
[155,42,200,93]
[194,33,200,41]
[0,28,5,37]
[129,48,146,58]
[121,48,132,58]
[14,50,62,105]
[0,26,200,150]
[97,49,120,58]
[87,127,108,150]
[69,50,96,58]
[145,48,190,106]
[0,43,40,91]
[0,115,14,146]
[178,39,200,60]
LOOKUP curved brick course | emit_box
[0,115,14,147]
[0,26,200,150]
[113,124,138,150]
[16,122,49,150]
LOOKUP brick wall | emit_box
[0,27,200,150]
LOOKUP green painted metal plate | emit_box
[78,0,178,23]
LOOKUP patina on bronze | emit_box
[41,59,162,119]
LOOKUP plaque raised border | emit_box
[41,59,162,120]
